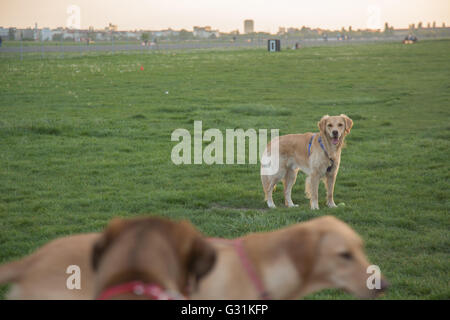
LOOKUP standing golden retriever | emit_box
[261,114,353,209]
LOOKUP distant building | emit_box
[105,23,118,32]
[34,23,39,40]
[278,27,286,35]
[20,28,36,40]
[40,28,53,41]
[8,28,19,40]
[124,31,140,40]
[0,27,9,38]
[193,26,219,38]
[64,29,88,41]
[244,20,254,34]
[152,28,179,38]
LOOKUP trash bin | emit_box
[268,39,281,52]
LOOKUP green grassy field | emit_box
[0,40,449,299]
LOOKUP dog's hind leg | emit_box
[283,168,299,207]
[265,178,278,209]
[262,171,283,209]
[261,174,269,201]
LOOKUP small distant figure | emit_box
[403,34,418,44]
[0,36,2,48]
[323,34,328,41]
[293,42,301,50]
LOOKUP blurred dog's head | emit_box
[318,114,353,145]
[91,216,216,299]
[288,216,388,299]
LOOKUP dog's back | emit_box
[0,233,100,299]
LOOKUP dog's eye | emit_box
[338,123,343,127]
[339,252,353,260]
[328,124,333,127]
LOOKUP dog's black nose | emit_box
[379,279,390,292]
[332,130,338,136]
[373,278,389,296]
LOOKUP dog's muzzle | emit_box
[331,131,340,145]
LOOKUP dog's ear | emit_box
[286,227,321,280]
[318,115,329,133]
[176,221,216,285]
[340,114,353,135]
[187,235,217,284]
[92,218,129,271]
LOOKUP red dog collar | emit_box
[97,281,186,300]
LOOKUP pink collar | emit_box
[209,238,270,300]
[97,281,186,300]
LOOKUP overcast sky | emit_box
[1,0,449,32]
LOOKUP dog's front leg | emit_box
[325,172,338,208]
[309,173,320,210]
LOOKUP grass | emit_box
[0,40,449,299]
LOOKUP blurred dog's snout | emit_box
[376,278,389,294]
[332,130,338,136]
[380,278,389,291]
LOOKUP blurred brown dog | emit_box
[0,216,216,300]
[0,216,388,300]
[192,216,388,299]
[261,114,353,209]
[92,217,216,299]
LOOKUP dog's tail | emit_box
[0,258,27,284]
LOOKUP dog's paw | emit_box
[267,201,276,209]
[327,201,337,208]
[286,203,299,208]
[310,203,319,210]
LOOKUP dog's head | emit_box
[288,216,388,299]
[91,216,216,298]
[318,114,353,145]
